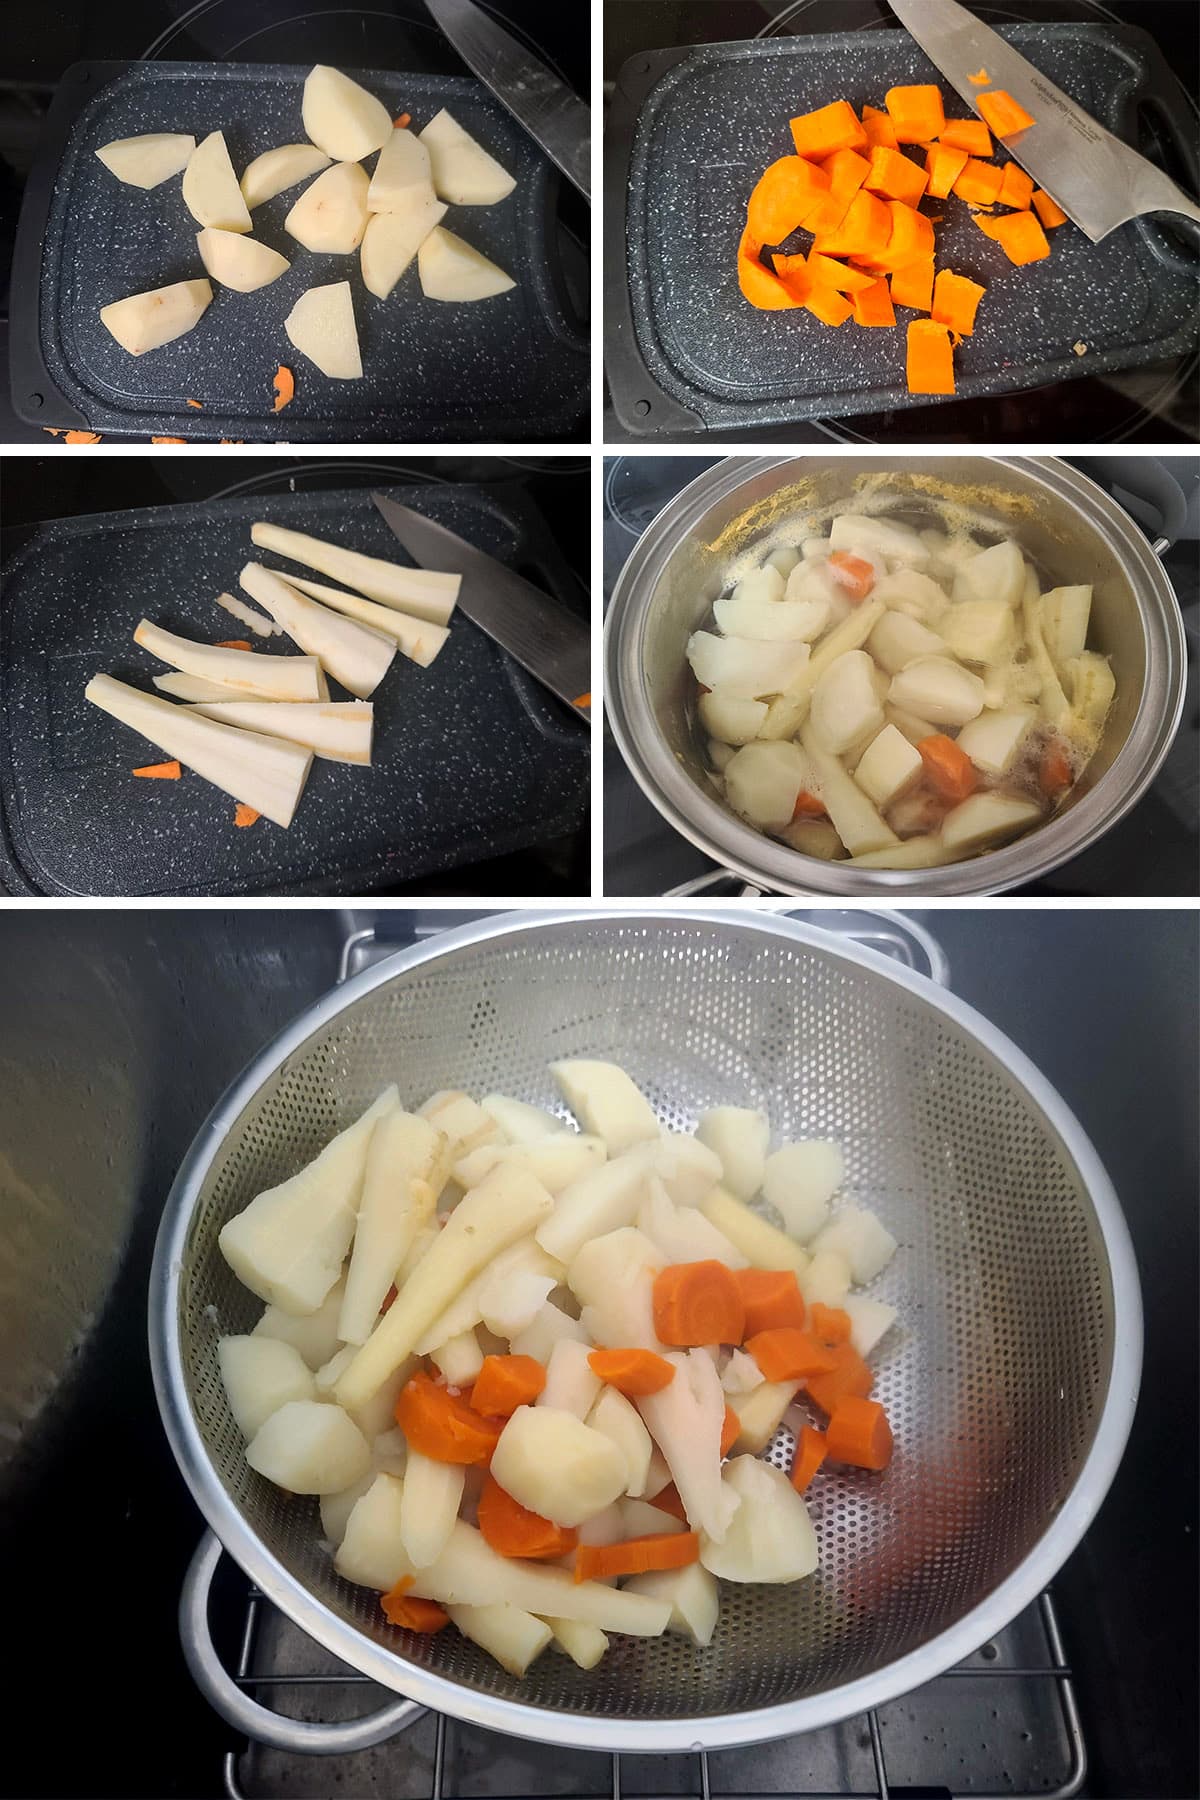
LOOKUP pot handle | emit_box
[180,1531,425,1756]
[664,869,768,898]
[779,908,951,988]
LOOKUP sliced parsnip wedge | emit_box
[419,109,516,205]
[239,563,395,699]
[360,200,447,299]
[250,521,460,624]
[100,279,212,356]
[284,281,363,380]
[368,128,436,212]
[240,143,332,209]
[338,1109,448,1344]
[156,667,330,703]
[182,131,252,231]
[95,132,195,190]
[214,591,280,638]
[196,227,290,292]
[418,226,515,302]
[302,65,392,163]
[133,618,322,700]
[283,574,450,667]
[285,161,370,254]
[186,700,373,765]
[85,675,313,828]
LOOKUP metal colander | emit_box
[151,909,1141,1754]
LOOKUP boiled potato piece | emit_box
[885,702,940,746]
[428,1330,484,1386]
[619,1498,686,1538]
[447,1602,551,1677]
[850,834,955,871]
[724,741,808,831]
[99,279,212,356]
[400,1451,465,1568]
[953,539,1024,609]
[758,599,885,740]
[361,200,448,298]
[638,1177,747,1270]
[245,1399,370,1494]
[240,143,331,208]
[544,1617,608,1670]
[940,599,1015,666]
[568,1226,664,1351]
[416,1236,559,1353]
[800,1249,851,1308]
[761,1141,843,1242]
[809,650,885,757]
[713,592,831,642]
[418,227,515,300]
[874,568,949,623]
[182,131,252,231]
[491,1405,627,1527]
[419,1090,501,1158]
[624,1562,719,1648]
[509,1300,587,1362]
[776,817,845,860]
[720,1347,764,1395]
[955,707,1035,776]
[730,564,784,604]
[419,109,516,205]
[538,1338,602,1419]
[478,1265,556,1339]
[196,227,290,292]
[253,1274,346,1369]
[799,724,899,857]
[649,1134,723,1208]
[320,1467,378,1548]
[940,791,1043,853]
[320,1351,414,1442]
[726,1378,799,1453]
[481,1094,566,1145]
[868,610,945,674]
[686,631,810,701]
[697,691,768,746]
[96,132,194,189]
[218,1335,316,1438]
[637,1349,738,1543]
[549,1061,659,1157]
[336,1472,413,1590]
[1040,585,1092,666]
[368,127,435,211]
[699,1188,808,1276]
[766,545,801,578]
[1064,653,1115,740]
[285,161,370,253]
[888,657,985,727]
[699,1456,819,1584]
[285,281,362,380]
[338,1108,447,1345]
[218,1088,398,1313]
[455,1135,605,1198]
[588,1387,654,1497]
[811,1205,897,1284]
[842,1293,898,1358]
[852,723,924,811]
[830,514,928,565]
[694,1108,768,1201]
[302,65,392,162]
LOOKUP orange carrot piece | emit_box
[852,276,895,328]
[587,1348,676,1397]
[738,228,801,310]
[878,199,934,268]
[735,1269,806,1336]
[889,256,934,311]
[938,118,993,156]
[806,1344,874,1415]
[132,760,182,780]
[968,68,990,86]
[1031,187,1069,228]
[64,431,103,444]
[215,638,253,651]
[747,154,830,243]
[884,84,945,145]
[470,1354,546,1417]
[801,190,852,235]
[185,398,204,409]
[931,269,986,337]
[906,319,956,395]
[803,284,854,327]
[789,99,867,160]
[394,112,412,129]
[825,1395,893,1470]
[827,550,877,599]
[395,1370,503,1465]
[792,788,827,819]
[952,158,1005,205]
[997,162,1034,210]
[653,1261,745,1347]
[42,428,63,437]
[477,1473,577,1560]
[574,1532,699,1584]
[791,1424,828,1495]
[152,437,187,444]
[651,1483,689,1523]
[812,187,891,258]
[805,251,877,294]
[809,1303,852,1347]
[862,145,927,207]
[381,1578,449,1632]
[861,103,899,151]
[918,733,978,799]
[380,1283,398,1314]
[720,1404,740,1457]
[273,365,295,413]
[819,146,872,203]
[925,142,968,200]
[769,252,814,305]
[747,1327,839,1382]
[977,89,1036,138]
[233,804,261,828]
[973,209,1050,265]
[1039,737,1074,796]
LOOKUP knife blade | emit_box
[887,0,1200,242]
[423,0,590,199]
[372,494,590,722]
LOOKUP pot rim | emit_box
[604,455,1186,895]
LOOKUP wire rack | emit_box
[221,1569,1085,1800]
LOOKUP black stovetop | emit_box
[603,0,1200,445]
[603,453,1200,897]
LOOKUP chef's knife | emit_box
[887,0,1200,242]
[372,494,590,722]
[423,0,590,199]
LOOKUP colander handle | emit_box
[180,1531,426,1755]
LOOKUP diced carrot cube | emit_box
[812,187,892,258]
[906,319,956,395]
[1031,188,1069,228]
[852,277,895,328]
[805,251,877,294]
[889,256,934,311]
[790,100,868,160]
[973,210,1050,265]
[819,147,871,202]
[884,84,945,144]
[931,268,986,336]
[952,158,1005,205]
[804,285,855,327]
[996,162,1034,210]
[976,90,1036,137]
[937,119,993,156]
[925,142,968,200]
[861,103,899,151]
[738,229,800,309]
[747,155,830,245]
[862,145,928,206]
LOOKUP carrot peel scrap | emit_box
[132,760,181,780]
[215,639,254,651]
[233,804,261,828]
[273,365,295,413]
[65,431,103,444]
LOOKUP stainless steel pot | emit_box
[605,456,1187,895]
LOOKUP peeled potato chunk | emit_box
[695,1107,769,1202]
[286,161,370,253]
[240,142,332,208]
[96,132,195,190]
[419,109,516,205]
[182,131,252,231]
[447,1602,552,1677]
[302,65,393,163]
[811,1204,897,1285]
[218,1334,316,1439]
[418,226,515,302]
[196,227,290,292]
[368,127,436,212]
[99,279,212,356]
[490,1405,628,1527]
[549,1059,659,1157]
[285,282,363,380]
[245,1399,371,1494]
[699,1455,819,1584]
[761,1140,843,1242]
[624,1561,719,1648]
[360,200,447,299]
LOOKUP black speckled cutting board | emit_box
[0,485,588,896]
[606,23,1199,434]
[12,61,587,441]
